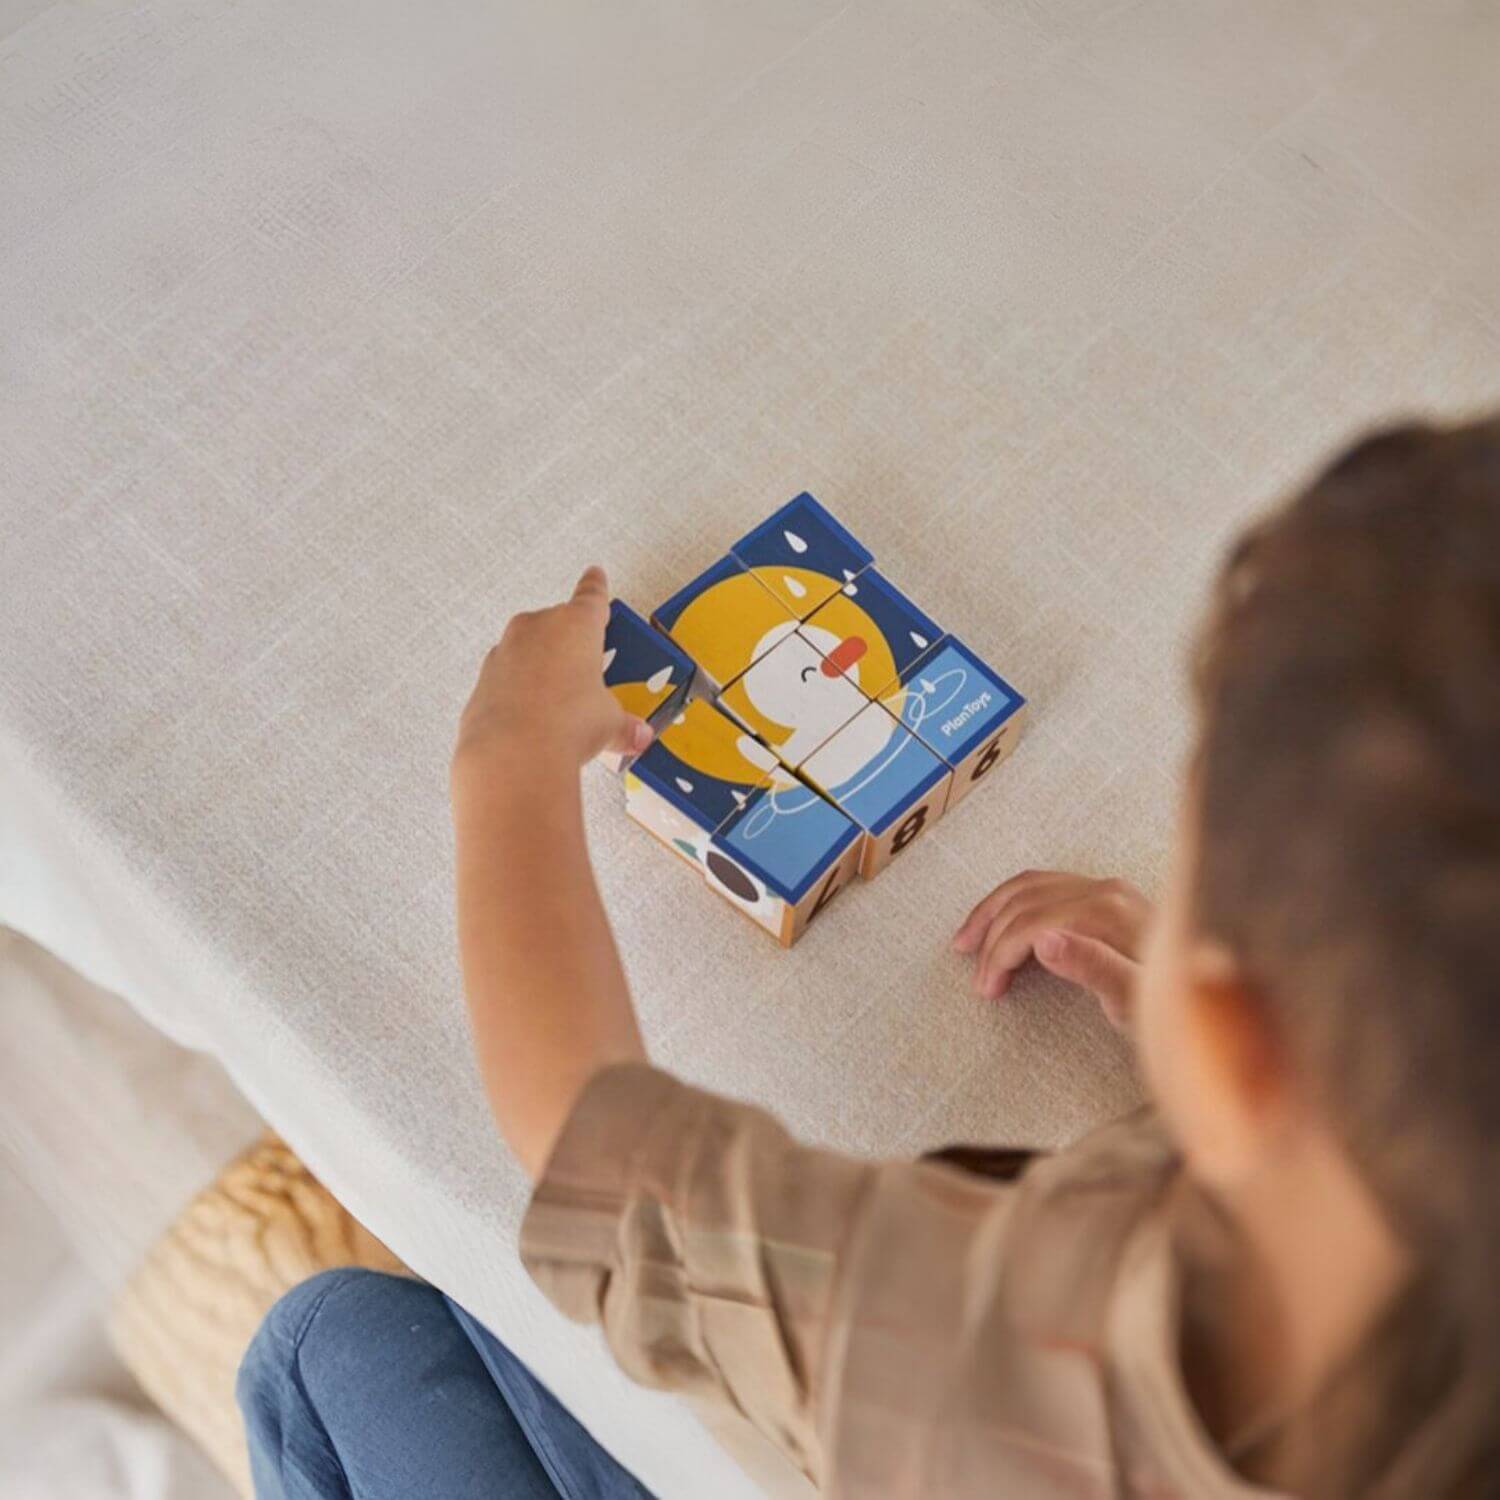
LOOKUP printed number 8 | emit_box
[891,804,928,854]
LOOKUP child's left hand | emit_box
[452,566,654,785]
[952,869,1153,1028]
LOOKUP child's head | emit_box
[1137,418,1499,1492]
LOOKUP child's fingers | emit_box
[952,871,1074,952]
[600,711,654,760]
[1034,929,1137,1027]
[975,904,1053,998]
[960,881,1087,979]
[972,898,1129,1001]
[967,880,1149,975]
[569,564,610,619]
[953,870,1049,947]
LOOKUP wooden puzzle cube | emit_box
[650,554,796,694]
[728,491,873,619]
[708,778,862,945]
[613,492,1026,945]
[623,698,860,946]
[878,637,1027,811]
[623,698,777,863]
[599,599,695,772]
[799,567,944,700]
[800,700,953,878]
[718,630,867,771]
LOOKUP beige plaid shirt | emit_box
[521,1064,1283,1499]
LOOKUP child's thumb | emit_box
[1034,929,1135,1028]
[603,713,654,759]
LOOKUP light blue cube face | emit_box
[714,778,860,903]
[881,638,1024,769]
[801,702,949,836]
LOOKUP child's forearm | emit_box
[453,737,645,1177]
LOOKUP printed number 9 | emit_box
[971,730,1007,782]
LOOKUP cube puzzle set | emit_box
[600,494,1027,947]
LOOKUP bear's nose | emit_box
[821,635,867,676]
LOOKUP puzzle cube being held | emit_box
[598,600,696,772]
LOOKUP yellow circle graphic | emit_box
[673,570,898,756]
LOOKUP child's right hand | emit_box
[951,870,1154,1028]
[452,565,653,789]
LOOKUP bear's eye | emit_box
[799,666,817,682]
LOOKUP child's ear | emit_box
[1180,942,1291,1187]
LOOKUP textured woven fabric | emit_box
[2,2,1497,1494]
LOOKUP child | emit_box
[242,419,1498,1499]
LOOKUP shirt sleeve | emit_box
[523,1070,1184,1496]
[519,1062,874,1480]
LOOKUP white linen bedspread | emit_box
[2,1,1496,1493]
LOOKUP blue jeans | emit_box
[237,1268,653,1500]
